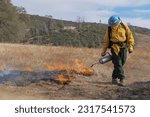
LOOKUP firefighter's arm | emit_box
[126,25,135,53]
[101,30,109,56]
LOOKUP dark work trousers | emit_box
[111,47,127,80]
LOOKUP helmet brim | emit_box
[109,20,121,27]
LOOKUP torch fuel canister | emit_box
[99,53,112,64]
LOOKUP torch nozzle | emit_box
[90,62,99,67]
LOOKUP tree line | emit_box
[0,0,149,48]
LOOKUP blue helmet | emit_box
[108,15,121,27]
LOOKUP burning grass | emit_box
[0,59,94,85]
[44,59,94,84]
[0,43,95,85]
[73,59,94,76]
[55,75,76,85]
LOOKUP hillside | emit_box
[20,15,150,48]
[0,33,150,99]
[0,0,150,48]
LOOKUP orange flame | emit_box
[43,59,94,84]
[55,75,76,84]
[76,68,94,76]
[73,59,94,76]
[44,64,73,73]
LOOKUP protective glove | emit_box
[101,52,106,56]
[128,45,133,53]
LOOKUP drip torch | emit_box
[91,52,112,67]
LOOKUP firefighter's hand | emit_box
[128,46,133,53]
[101,52,106,56]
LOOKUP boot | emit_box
[112,78,118,85]
[119,79,125,86]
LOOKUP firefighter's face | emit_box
[112,24,119,30]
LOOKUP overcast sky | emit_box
[11,0,150,29]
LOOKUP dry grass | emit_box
[0,43,100,70]
[0,33,149,79]
[0,33,150,99]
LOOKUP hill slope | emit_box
[1,0,150,48]
[20,15,150,48]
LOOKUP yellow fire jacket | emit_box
[102,23,135,55]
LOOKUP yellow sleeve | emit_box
[125,25,135,47]
[102,30,109,53]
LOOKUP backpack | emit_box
[108,22,127,48]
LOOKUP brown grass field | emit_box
[0,33,150,99]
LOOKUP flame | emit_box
[43,59,94,84]
[44,64,73,73]
[55,75,76,84]
[76,68,94,76]
[73,59,94,76]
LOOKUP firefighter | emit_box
[101,15,134,86]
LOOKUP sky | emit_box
[11,0,150,29]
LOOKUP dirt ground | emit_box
[0,33,150,100]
